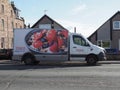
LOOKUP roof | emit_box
[11,1,21,12]
[31,14,67,30]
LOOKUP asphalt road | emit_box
[0,60,120,90]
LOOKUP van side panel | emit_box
[35,55,68,61]
[13,29,69,61]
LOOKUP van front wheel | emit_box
[86,55,97,65]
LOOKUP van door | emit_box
[70,34,91,61]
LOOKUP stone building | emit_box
[0,0,24,49]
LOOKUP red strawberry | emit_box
[62,30,68,38]
[33,41,42,48]
[46,29,57,42]
[57,37,64,49]
[49,42,58,52]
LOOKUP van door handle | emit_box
[73,47,77,48]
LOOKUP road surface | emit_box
[0,60,120,90]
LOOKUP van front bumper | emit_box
[98,52,107,61]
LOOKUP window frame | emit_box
[39,24,51,29]
[97,40,111,49]
[1,37,5,49]
[113,21,120,30]
[1,19,4,31]
[1,4,4,14]
[73,35,89,46]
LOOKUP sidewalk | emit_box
[99,60,120,64]
[0,60,120,65]
[0,60,11,64]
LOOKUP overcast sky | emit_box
[11,0,120,37]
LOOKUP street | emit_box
[0,60,120,90]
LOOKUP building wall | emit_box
[0,0,24,49]
[111,13,120,50]
[111,31,120,49]
[89,33,97,45]
[53,22,64,30]
[89,20,111,48]
[97,20,111,41]
[89,12,120,50]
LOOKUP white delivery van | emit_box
[12,28,106,65]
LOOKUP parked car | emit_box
[0,49,13,60]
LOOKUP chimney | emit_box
[74,27,76,33]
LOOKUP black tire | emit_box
[86,55,98,65]
[23,55,35,65]
[34,61,40,65]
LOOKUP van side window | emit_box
[73,35,86,46]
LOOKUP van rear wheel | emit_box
[86,55,97,65]
[23,55,35,65]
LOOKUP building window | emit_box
[11,22,14,29]
[39,24,51,29]
[1,4,4,14]
[16,23,17,28]
[1,37,5,48]
[11,38,13,48]
[97,40,111,49]
[11,10,13,17]
[113,21,120,30]
[1,19,4,31]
